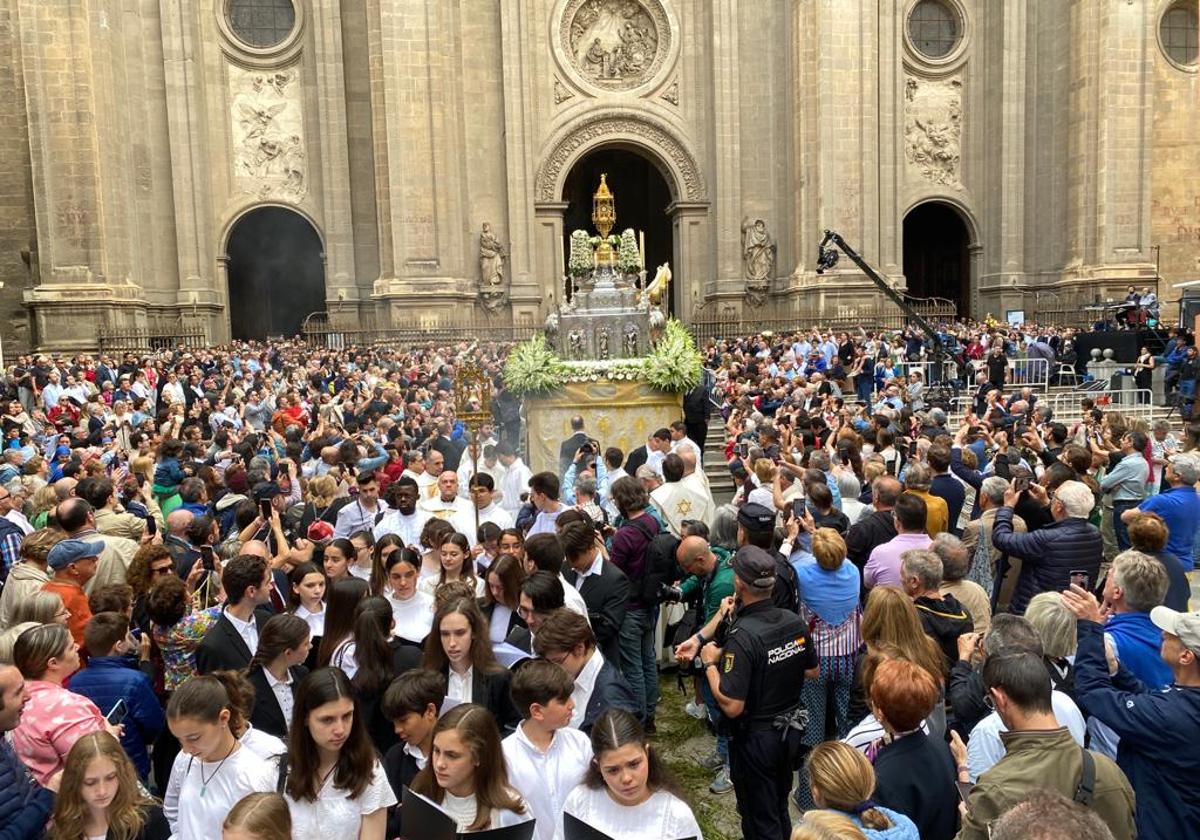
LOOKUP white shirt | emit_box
[403,740,429,773]
[5,509,33,536]
[388,588,434,644]
[489,603,515,643]
[645,448,666,477]
[440,790,531,834]
[286,759,397,840]
[293,604,325,639]
[503,724,593,840]
[559,574,591,621]
[559,786,702,840]
[569,649,606,729]
[447,666,474,704]
[334,498,390,539]
[264,667,295,733]
[570,554,605,591]
[671,436,703,463]
[372,507,429,547]
[965,691,1086,781]
[224,608,259,656]
[164,744,277,840]
[331,638,358,679]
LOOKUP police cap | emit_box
[733,545,776,592]
[737,502,776,533]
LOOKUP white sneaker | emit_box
[684,701,707,720]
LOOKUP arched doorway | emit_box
[561,148,675,313]
[225,207,325,340]
[903,201,971,316]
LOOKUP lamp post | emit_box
[453,358,492,539]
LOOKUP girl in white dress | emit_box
[560,709,703,840]
[410,703,531,834]
[164,676,277,840]
[418,532,486,598]
[384,546,434,645]
[288,562,327,640]
[283,668,396,840]
[348,529,377,583]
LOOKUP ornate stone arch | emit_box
[535,113,706,203]
[217,200,326,257]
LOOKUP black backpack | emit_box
[627,517,682,605]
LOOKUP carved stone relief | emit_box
[562,0,670,91]
[535,114,706,202]
[553,77,575,105]
[904,76,962,187]
[660,79,678,106]
[229,67,306,201]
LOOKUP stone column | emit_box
[708,0,744,304]
[1063,0,1156,294]
[311,0,359,321]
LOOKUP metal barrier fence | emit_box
[966,357,1052,390]
[97,325,209,355]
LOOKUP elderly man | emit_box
[992,479,1102,615]
[0,663,58,837]
[962,475,1027,611]
[1100,430,1149,551]
[651,454,714,537]
[933,532,991,636]
[864,493,931,589]
[846,476,902,572]
[1124,452,1200,569]
[1062,595,1200,840]
[900,548,974,664]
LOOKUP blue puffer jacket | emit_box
[990,508,1102,615]
[68,655,164,779]
[844,806,921,840]
[0,739,54,839]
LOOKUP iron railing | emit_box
[97,324,209,355]
[687,301,959,343]
[300,313,543,350]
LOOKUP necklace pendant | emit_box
[200,784,207,798]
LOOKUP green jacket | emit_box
[679,546,734,622]
[957,727,1135,840]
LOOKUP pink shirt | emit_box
[12,680,106,785]
[863,533,932,589]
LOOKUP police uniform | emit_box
[715,546,816,840]
[736,503,800,613]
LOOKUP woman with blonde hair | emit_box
[28,484,58,529]
[803,741,918,839]
[222,792,292,840]
[850,587,946,734]
[1023,591,1078,699]
[49,731,170,840]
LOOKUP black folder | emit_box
[563,811,695,840]
[400,787,537,840]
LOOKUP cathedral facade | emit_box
[0,0,1196,350]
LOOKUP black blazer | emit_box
[442,665,520,733]
[562,560,629,667]
[361,640,425,757]
[194,608,271,675]
[582,656,639,733]
[383,744,423,840]
[247,664,308,739]
[482,601,526,641]
[559,431,589,474]
[504,626,532,654]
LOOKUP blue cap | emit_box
[47,538,105,571]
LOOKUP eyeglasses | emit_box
[150,565,173,576]
[544,651,569,666]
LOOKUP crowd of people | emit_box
[0,317,1195,840]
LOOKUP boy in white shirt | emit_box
[502,660,593,840]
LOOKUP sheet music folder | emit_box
[562,812,696,840]
[400,787,536,840]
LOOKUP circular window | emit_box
[908,0,960,60]
[226,0,296,49]
[1160,2,1198,68]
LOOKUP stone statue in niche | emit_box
[905,76,963,186]
[741,217,776,307]
[568,330,585,358]
[568,0,661,89]
[597,328,610,359]
[230,67,306,200]
[478,222,507,313]
[623,323,639,357]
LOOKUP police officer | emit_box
[735,503,799,612]
[700,545,818,840]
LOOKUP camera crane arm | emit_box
[816,229,959,374]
